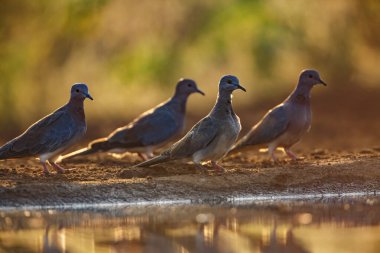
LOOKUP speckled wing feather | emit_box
[133,116,218,167]
[166,116,218,159]
[107,106,181,148]
[0,107,78,159]
[234,105,289,149]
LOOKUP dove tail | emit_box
[227,141,249,156]
[60,147,97,160]
[61,138,111,160]
[133,155,170,168]
[0,142,14,160]
[227,146,241,156]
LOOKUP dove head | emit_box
[299,69,327,87]
[70,83,93,101]
[219,75,246,93]
[175,78,205,96]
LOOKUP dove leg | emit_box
[211,161,225,172]
[284,148,298,160]
[268,144,278,162]
[138,153,149,161]
[41,162,50,176]
[145,147,155,159]
[147,151,154,159]
[50,162,65,174]
[195,163,207,170]
[138,147,155,161]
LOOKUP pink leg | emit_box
[145,147,155,159]
[51,162,65,174]
[285,148,298,160]
[211,161,225,172]
[138,153,149,161]
[41,162,50,176]
[195,163,207,170]
[268,145,278,162]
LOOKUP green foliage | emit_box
[1,0,380,132]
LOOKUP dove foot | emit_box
[284,148,298,161]
[269,152,279,163]
[51,162,65,174]
[41,162,50,176]
[211,161,225,172]
[195,163,208,171]
[195,164,215,175]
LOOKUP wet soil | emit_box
[0,150,379,208]
[0,86,379,207]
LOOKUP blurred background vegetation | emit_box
[1,0,379,148]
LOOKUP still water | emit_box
[0,196,379,253]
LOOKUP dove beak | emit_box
[318,78,327,86]
[84,92,94,100]
[196,88,205,96]
[237,84,246,92]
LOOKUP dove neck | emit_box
[67,97,86,118]
[287,83,312,104]
[169,92,189,114]
[210,90,235,119]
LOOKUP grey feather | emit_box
[231,105,289,152]
[169,116,219,158]
[134,75,245,168]
[62,79,204,160]
[229,69,326,160]
[108,106,182,148]
[0,110,78,158]
[132,117,218,167]
[0,83,92,174]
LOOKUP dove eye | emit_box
[308,74,313,78]
[227,79,232,84]
[76,89,80,93]
[187,83,192,87]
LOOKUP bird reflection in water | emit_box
[2,201,378,253]
[260,223,310,253]
[99,227,188,253]
[42,225,67,253]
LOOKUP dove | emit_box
[0,83,93,175]
[134,75,246,170]
[229,69,326,161]
[61,79,204,161]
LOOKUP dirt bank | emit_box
[0,149,379,208]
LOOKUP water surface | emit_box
[0,196,379,253]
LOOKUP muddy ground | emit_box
[0,86,379,207]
